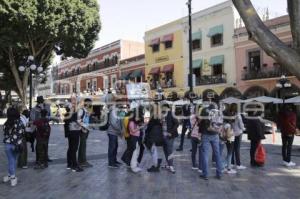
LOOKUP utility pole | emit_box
[187,0,193,92]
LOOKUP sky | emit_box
[95,0,287,47]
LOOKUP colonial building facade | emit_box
[234,15,300,99]
[54,40,144,95]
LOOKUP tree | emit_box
[0,0,101,107]
[232,0,300,80]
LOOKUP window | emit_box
[152,44,160,52]
[193,68,201,85]
[212,64,223,76]
[248,50,261,71]
[111,75,117,87]
[211,34,223,46]
[192,39,201,51]
[92,79,97,91]
[103,77,109,89]
[165,72,174,87]
[164,41,173,49]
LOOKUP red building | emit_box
[55,40,144,95]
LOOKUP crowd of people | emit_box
[1,95,298,186]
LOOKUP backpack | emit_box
[99,111,110,131]
[220,123,234,141]
[207,109,223,134]
[123,117,130,139]
[37,120,51,138]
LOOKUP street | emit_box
[0,124,300,199]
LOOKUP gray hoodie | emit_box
[107,108,123,137]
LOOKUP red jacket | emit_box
[279,111,296,135]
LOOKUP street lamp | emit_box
[18,56,43,109]
[187,0,193,92]
[276,75,292,104]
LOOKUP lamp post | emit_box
[187,0,193,92]
[18,56,43,109]
[276,75,291,104]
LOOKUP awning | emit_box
[120,72,131,80]
[130,69,143,78]
[209,55,224,65]
[148,67,160,75]
[192,31,202,40]
[161,64,174,73]
[192,59,202,69]
[207,25,224,37]
[161,34,174,42]
[149,38,160,46]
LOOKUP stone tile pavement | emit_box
[0,124,300,199]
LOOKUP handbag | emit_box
[255,142,266,166]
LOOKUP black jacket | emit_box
[145,118,164,148]
[246,118,265,141]
[165,111,179,138]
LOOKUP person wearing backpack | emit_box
[199,104,223,180]
[77,98,93,168]
[33,109,51,169]
[3,107,25,187]
[107,104,124,168]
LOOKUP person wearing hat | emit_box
[30,96,52,164]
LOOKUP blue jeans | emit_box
[5,144,19,176]
[201,134,222,177]
[107,134,118,165]
[163,137,174,166]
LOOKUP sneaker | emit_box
[108,164,119,169]
[169,166,176,174]
[22,166,28,169]
[288,162,296,167]
[225,169,237,174]
[10,177,17,187]
[115,161,122,166]
[72,167,84,172]
[147,165,159,172]
[80,162,93,168]
[236,165,247,170]
[198,169,202,173]
[215,175,222,180]
[283,161,290,167]
[200,175,208,180]
[192,167,198,170]
[176,147,183,151]
[34,164,44,169]
[47,158,53,162]
[3,176,10,183]
[132,167,142,173]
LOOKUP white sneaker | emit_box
[192,167,198,170]
[132,167,142,173]
[283,161,290,167]
[3,176,10,183]
[169,166,176,174]
[10,177,17,186]
[198,169,202,173]
[226,169,237,174]
[236,165,247,170]
[288,162,296,167]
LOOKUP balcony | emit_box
[242,64,293,81]
[197,73,227,85]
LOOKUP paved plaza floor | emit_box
[0,124,300,199]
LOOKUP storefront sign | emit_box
[155,56,169,63]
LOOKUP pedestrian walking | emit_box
[2,107,25,186]
[190,113,202,171]
[176,99,191,151]
[161,104,179,174]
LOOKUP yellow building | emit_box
[144,19,185,97]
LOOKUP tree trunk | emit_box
[232,0,300,80]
